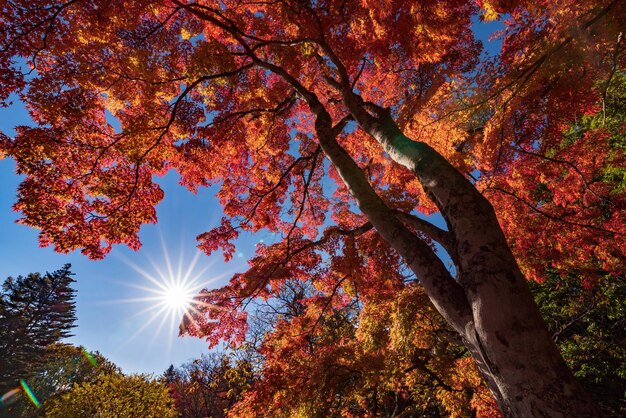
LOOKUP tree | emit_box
[530,272,626,416]
[43,372,179,418]
[165,272,624,417]
[0,265,77,392]
[1,344,118,418]
[226,274,625,417]
[1,1,624,416]
[163,353,252,418]
[228,280,500,418]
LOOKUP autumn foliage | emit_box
[227,281,501,417]
[1,0,625,416]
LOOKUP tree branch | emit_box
[174,0,473,334]
[392,210,457,262]
[484,186,625,237]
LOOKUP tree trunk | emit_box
[289,67,601,414]
[352,113,602,417]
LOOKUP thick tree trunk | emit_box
[288,62,601,414]
[353,113,602,417]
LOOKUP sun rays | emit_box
[105,234,238,355]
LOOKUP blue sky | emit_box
[0,16,503,376]
[0,100,264,374]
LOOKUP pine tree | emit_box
[162,365,178,385]
[0,264,77,391]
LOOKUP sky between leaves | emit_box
[0,16,502,375]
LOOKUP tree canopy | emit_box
[531,271,626,416]
[163,272,625,417]
[44,372,178,418]
[163,352,252,418]
[1,0,625,416]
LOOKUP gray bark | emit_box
[245,36,601,414]
[339,106,601,417]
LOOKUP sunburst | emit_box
[161,282,195,310]
[107,235,237,353]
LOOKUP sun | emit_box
[160,282,194,310]
[121,249,212,324]
[108,238,240,353]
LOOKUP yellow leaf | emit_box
[181,28,192,40]
[482,1,499,21]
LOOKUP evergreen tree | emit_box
[0,264,77,392]
[162,365,178,385]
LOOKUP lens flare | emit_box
[19,380,40,408]
[1,388,21,407]
[83,349,98,367]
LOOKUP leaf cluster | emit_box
[531,271,626,416]
[44,372,178,418]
